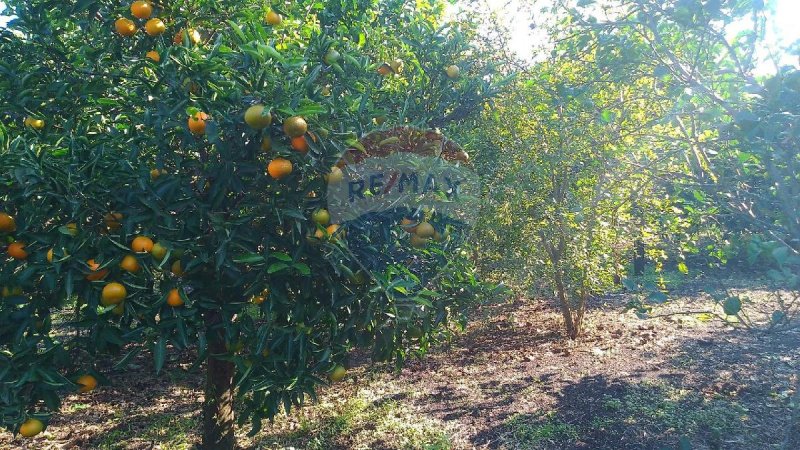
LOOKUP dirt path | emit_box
[2,279,798,449]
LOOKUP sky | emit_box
[1,0,798,69]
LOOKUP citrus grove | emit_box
[0,0,502,448]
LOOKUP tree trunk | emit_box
[201,312,236,450]
[633,238,646,276]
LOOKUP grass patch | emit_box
[256,390,451,450]
[498,380,747,449]
[94,413,198,450]
[502,411,580,447]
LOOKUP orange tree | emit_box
[0,0,502,447]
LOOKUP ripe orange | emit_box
[261,136,272,152]
[130,0,153,19]
[146,50,160,62]
[145,18,165,36]
[325,166,344,184]
[150,242,168,260]
[291,136,309,153]
[313,228,325,240]
[7,242,27,260]
[252,290,268,305]
[0,212,16,232]
[131,235,154,253]
[171,260,184,277]
[19,418,44,438]
[76,374,98,393]
[167,288,184,307]
[283,116,307,137]
[267,158,293,179]
[101,282,127,306]
[377,63,392,76]
[85,259,110,281]
[400,218,418,233]
[120,254,141,272]
[115,18,136,37]
[329,365,347,382]
[244,104,272,129]
[24,117,45,130]
[47,248,54,263]
[446,64,460,79]
[188,111,209,135]
[326,224,344,239]
[173,28,201,45]
[415,222,435,238]
[312,209,330,225]
[265,10,282,25]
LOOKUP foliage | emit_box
[0,0,502,444]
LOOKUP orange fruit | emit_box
[283,116,307,137]
[146,50,160,62]
[150,168,165,181]
[261,136,272,152]
[325,166,344,184]
[188,111,209,135]
[252,290,268,305]
[265,10,282,25]
[145,18,165,36]
[244,104,272,129]
[131,236,154,253]
[7,242,27,260]
[267,158,293,179]
[120,254,141,273]
[112,303,125,316]
[167,288,184,307]
[173,28,201,45]
[415,222,435,238]
[19,418,44,438]
[130,0,153,19]
[329,365,347,382]
[326,224,344,239]
[85,259,110,281]
[47,248,54,263]
[410,234,429,248]
[0,212,16,232]
[312,209,330,226]
[314,228,325,240]
[291,136,309,153]
[115,18,136,37]
[400,218,418,233]
[377,63,392,76]
[446,64,460,79]
[101,282,127,306]
[171,260,184,277]
[150,242,167,260]
[76,374,98,393]
[104,212,123,231]
[24,117,45,130]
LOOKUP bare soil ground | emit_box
[2,277,798,450]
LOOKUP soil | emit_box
[1,277,798,449]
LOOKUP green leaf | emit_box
[154,336,167,374]
[267,262,290,274]
[234,254,266,264]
